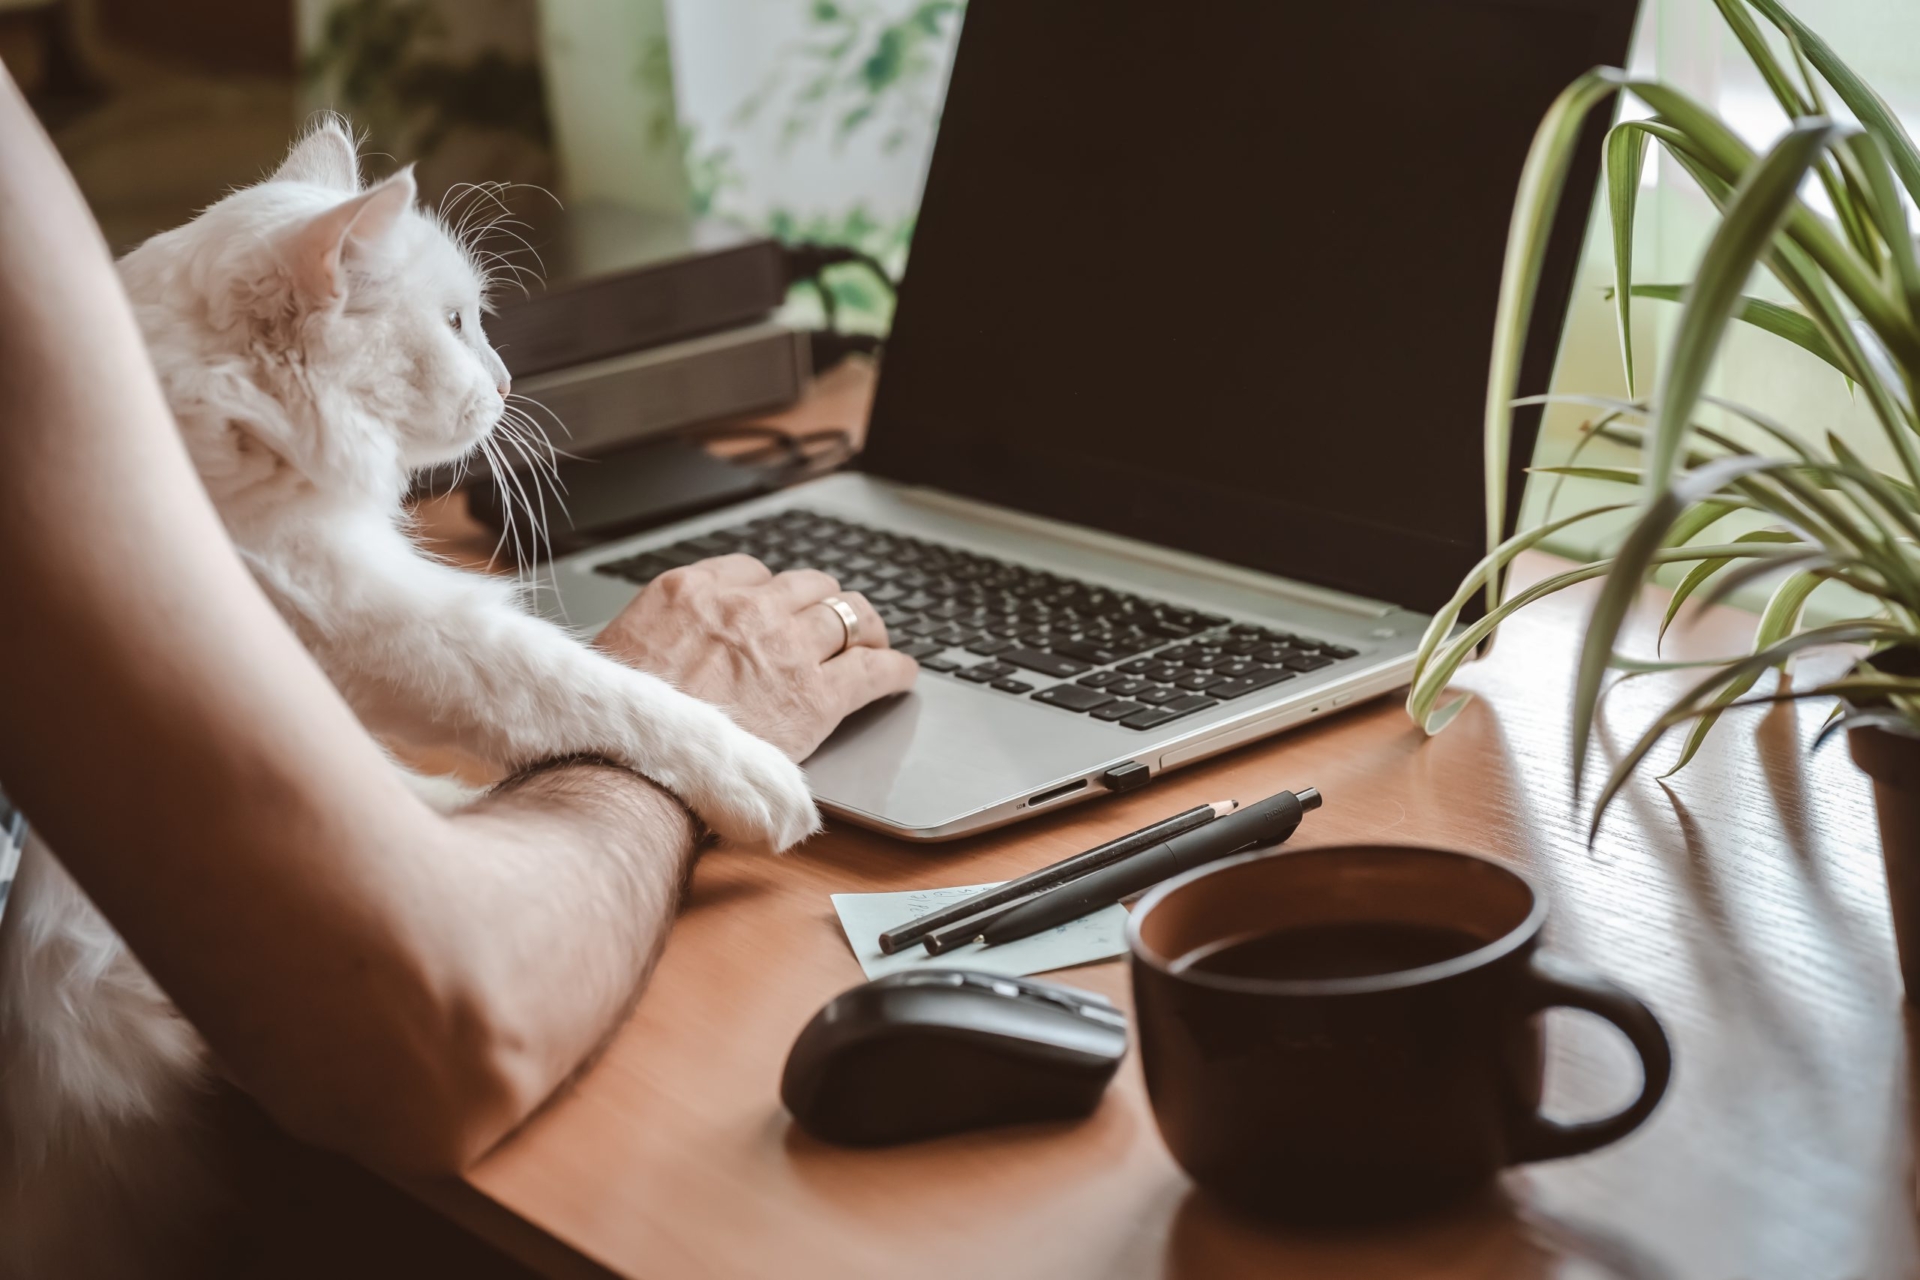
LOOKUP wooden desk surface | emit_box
[420,370,1918,1280]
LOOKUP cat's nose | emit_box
[497,376,512,398]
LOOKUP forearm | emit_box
[436,761,702,1148]
[0,69,698,1175]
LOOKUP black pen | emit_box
[977,786,1322,948]
[876,798,1237,954]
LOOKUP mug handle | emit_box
[1508,950,1673,1163]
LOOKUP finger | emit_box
[766,568,841,607]
[801,591,887,661]
[823,644,920,718]
[694,553,773,586]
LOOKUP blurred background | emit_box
[5,0,1918,581]
[3,0,959,333]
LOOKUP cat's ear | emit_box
[285,166,416,306]
[272,119,360,191]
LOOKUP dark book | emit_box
[486,202,788,379]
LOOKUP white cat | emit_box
[0,120,819,1276]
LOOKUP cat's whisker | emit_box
[494,432,563,588]
[487,432,550,579]
[506,391,572,444]
[477,435,527,575]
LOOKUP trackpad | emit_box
[803,676,1125,837]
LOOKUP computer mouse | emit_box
[780,969,1130,1146]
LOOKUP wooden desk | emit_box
[418,374,1917,1280]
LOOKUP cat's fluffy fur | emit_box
[0,121,818,1276]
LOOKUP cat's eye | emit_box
[446,309,463,333]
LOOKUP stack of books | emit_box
[486,202,808,460]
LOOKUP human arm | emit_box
[0,65,905,1173]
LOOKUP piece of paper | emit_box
[831,881,1129,981]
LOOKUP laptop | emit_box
[539,0,1640,840]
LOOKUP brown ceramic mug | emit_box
[1127,844,1671,1221]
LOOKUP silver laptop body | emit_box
[539,472,1426,840]
[525,0,1637,841]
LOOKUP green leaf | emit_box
[1843,132,1920,323]
[1571,455,1793,796]
[1662,498,1746,550]
[1409,536,1812,737]
[1587,620,1908,838]
[1479,68,1630,616]
[1607,124,1651,396]
[1644,119,1854,492]
[1531,465,1643,484]
[1406,504,1632,731]
[1745,0,1920,206]
[1664,566,1828,776]
[1616,284,1845,378]
[1659,528,1801,650]
[1712,0,1813,118]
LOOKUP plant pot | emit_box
[1851,720,1920,1000]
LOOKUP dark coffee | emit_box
[1130,846,1674,1221]
[1176,920,1485,982]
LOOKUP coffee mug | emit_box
[1127,844,1671,1220]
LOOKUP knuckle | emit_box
[651,566,698,599]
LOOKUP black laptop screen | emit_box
[862,0,1639,617]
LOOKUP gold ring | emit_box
[820,595,860,657]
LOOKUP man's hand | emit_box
[594,554,919,762]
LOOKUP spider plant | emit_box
[1405,0,1920,837]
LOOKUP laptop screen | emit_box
[862,0,1640,617]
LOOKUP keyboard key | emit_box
[1078,671,1121,689]
[1208,668,1296,699]
[596,553,677,584]
[1324,644,1359,659]
[1135,685,1183,705]
[1032,684,1115,712]
[1117,657,1158,675]
[966,636,1015,656]
[992,678,1035,694]
[894,638,946,660]
[958,662,1015,683]
[1119,708,1182,730]
[1108,677,1154,697]
[1144,662,1185,684]
[653,543,709,568]
[1215,659,1260,677]
[1175,672,1224,691]
[1053,637,1155,665]
[1164,694,1220,714]
[921,657,960,673]
[1003,648,1093,679]
[1091,700,1149,722]
[1282,653,1337,673]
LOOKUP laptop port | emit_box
[1026,779,1089,808]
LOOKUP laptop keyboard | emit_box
[593,508,1360,731]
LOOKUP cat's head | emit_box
[120,119,514,502]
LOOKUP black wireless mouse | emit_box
[780,969,1129,1146]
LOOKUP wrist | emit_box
[490,754,706,857]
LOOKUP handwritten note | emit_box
[831,881,1129,981]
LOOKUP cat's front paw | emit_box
[678,731,820,851]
